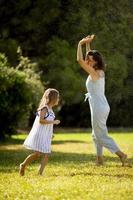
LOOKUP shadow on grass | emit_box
[0,138,88,146]
[0,138,25,145]
[61,171,133,179]
[0,148,132,174]
[52,140,88,144]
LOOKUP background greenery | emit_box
[0,0,133,137]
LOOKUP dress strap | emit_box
[36,106,49,119]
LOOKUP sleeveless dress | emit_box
[23,105,55,153]
[85,73,120,156]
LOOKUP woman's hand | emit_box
[79,34,95,45]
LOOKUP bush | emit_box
[0,51,44,140]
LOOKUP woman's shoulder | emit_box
[97,70,105,78]
[89,70,105,81]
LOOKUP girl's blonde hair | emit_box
[37,88,59,110]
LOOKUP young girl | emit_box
[19,88,60,176]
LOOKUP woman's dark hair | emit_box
[86,50,105,71]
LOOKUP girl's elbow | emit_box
[39,120,43,124]
[39,119,46,124]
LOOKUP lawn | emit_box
[0,132,133,200]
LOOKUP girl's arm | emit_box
[39,108,59,125]
[77,35,95,75]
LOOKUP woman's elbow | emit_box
[77,59,80,63]
[77,58,81,62]
[77,57,80,62]
[77,59,83,66]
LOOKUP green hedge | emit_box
[0,52,44,139]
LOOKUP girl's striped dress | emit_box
[23,105,55,153]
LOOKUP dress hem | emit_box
[23,144,51,154]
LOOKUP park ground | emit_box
[0,131,133,200]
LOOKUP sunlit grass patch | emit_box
[0,132,133,200]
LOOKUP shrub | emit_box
[0,51,44,140]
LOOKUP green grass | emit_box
[0,132,133,200]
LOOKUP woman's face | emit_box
[86,55,97,67]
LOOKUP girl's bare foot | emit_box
[19,163,25,176]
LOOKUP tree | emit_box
[0,0,132,127]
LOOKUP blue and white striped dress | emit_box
[23,105,55,153]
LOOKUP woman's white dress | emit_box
[23,105,55,153]
[85,73,120,155]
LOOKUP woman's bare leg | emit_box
[38,154,49,175]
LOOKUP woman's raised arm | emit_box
[86,42,91,54]
[77,41,84,62]
[77,35,95,75]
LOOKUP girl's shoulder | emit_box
[38,105,54,115]
[39,105,49,110]
[36,105,49,115]
[43,104,49,110]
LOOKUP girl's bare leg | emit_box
[115,151,127,166]
[19,151,41,176]
[38,154,49,175]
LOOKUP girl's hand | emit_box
[54,120,60,125]
[79,34,95,45]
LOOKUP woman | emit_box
[77,34,127,166]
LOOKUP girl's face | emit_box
[52,94,60,106]
[86,55,97,67]
[55,95,60,105]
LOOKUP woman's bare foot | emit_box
[96,156,103,166]
[96,162,104,166]
[116,151,127,167]
[38,171,43,176]
[19,163,25,176]
[96,160,104,166]
[120,154,127,167]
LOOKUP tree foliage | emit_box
[0,0,132,128]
